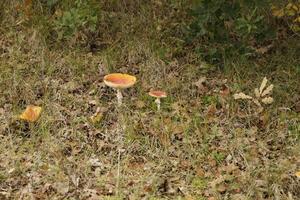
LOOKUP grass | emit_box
[0,1,299,199]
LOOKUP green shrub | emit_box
[271,2,300,32]
[187,0,277,66]
[53,0,100,40]
[29,0,101,45]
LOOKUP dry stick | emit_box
[115,88,124,194]
[116,105,124,196]
[116,120,121,196]
[117,146,121,194]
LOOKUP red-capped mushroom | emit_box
[148,90,167,111]
[104,73,137,106]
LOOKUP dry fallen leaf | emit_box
[0,108,4,115]
[206,104,217,117]
[261,97,274,104]
[255,44,273,54]
[233,92,253,100]
[83,188,100,200]
[254,88,260,98]
[259,112,270,128]
[295,101,300,113]
[19,105,42,122]
[261,84,273,97]
[89,157,102,167]
[231,194,247,200]
[88,100,98,105]
[159,133,170,147]
[259,77,268,95]
[185,195,196,200]
[207,197,216,200]
[193,77,208,94]
[53,181,69,194]
[252,99,262,107]
[220,84,230,97]
[194,77,206,86]
[271,6,285,18]
[209,175,225,189]
[172,124,185,135]
[90,113,103,124]
[295,171,300,178]
[135,100,145,109]
[216,183,227,193]
[195,167,205,176]
[90,106,107,124]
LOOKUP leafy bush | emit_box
[53,0,100,40]
[187,0,277,66]
[271,2,300,32]
[12,0,102,46]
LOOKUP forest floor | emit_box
[0,2,300,200]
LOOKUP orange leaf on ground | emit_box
[19,105,42,122]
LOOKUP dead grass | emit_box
[0,1,299,200]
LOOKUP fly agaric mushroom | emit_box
[104,73,136,106]
[148,90,167,111]
[19,105,42,122]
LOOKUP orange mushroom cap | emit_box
[19,105,42,122]
[148,90,167,98]
[104,73,136,89]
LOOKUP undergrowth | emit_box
[0,0,299,199]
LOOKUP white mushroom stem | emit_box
[155,98,161,111]
[116,89,123,106]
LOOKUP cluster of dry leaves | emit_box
[234,77,274,113]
